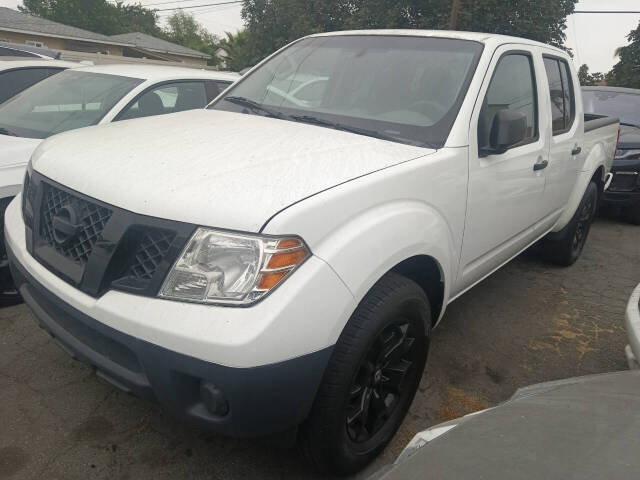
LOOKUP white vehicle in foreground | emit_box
[0,64,239,304]
[625,282,640,369]
[5,31,619,474]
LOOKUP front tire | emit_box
[542,181,598,267]
[300,273,430,475]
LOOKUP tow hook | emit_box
[604,172,613,191]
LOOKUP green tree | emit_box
[241,0,578,61]
[20,0,123,35]
[116,2,163,37]
[606,22,640,89]
[163,11,220,66]
[19,0,161,36]
[578,64,605,86]
[218,30,256,71]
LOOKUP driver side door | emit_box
[456,47,550,293]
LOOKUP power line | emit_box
[574,11,640,14]
[154,1,242,11]
[141,0,217,7]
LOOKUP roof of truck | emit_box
[310,29,561,51]
[70,63,240,82]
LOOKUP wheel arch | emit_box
[389,255,445,326]
[591,165,605,202]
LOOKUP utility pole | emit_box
[449,0,462,30]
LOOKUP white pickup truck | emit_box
[5,31,619,474]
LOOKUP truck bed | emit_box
[585,113,619,133]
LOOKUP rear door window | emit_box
[543,57,575,135]
[117,81,207,121]
[0,67,64,104]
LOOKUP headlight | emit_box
[159,228,310,305]
[615,149,640,160]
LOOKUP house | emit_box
[0,7,210,67]
[110,32,210,67]
[0,7,130,56]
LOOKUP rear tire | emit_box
[621,202,640,225]
[542,182,598,267]
[299,273,430,476]
[0,197,23,308]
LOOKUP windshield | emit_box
[582,90,640,126]
[0,70,143,139]
[210,35,483,147]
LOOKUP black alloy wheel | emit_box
[346,320,418,445]
[300,273,430,475]
[571,186,597,257]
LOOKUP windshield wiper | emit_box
[223,96,284,119]
[289,114,403,143]
[0,127,18,137]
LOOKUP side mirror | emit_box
[488,110,528,155]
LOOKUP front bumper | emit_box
[4,196,354,437]
[602,159,640,207]
[603,189,640,208]
[625,283,640,370]
[9,243,333,437]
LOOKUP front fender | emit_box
[309,200,453,316]
[263,147,468,332]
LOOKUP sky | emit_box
[1,0,638,73]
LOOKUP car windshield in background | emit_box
[0,70,143,139]
[582,90,640,126]
[210,35,484,147]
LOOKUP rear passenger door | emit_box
[115,80,208,121]
[0,67,65,104]
[541,55,584,213]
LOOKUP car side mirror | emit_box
[487,110,528,155]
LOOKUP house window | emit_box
[25,40,46,48]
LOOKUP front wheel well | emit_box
[390,255,444,325]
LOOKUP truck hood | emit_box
[31,109,434,232]
[0,134,41,169]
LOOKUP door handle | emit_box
[533,159,549,171]
[571,146,582,156]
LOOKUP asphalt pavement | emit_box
[1,213,638,479]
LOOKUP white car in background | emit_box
[0,64,239,304]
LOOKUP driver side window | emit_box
[478,53,538,151]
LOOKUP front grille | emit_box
[26,172,195,299]
[126,229,176,280]
[40,184,113,265]
[610,172,639,192]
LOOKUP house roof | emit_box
[110,32,211,59]
[0,7,132,47]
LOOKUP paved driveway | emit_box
[1,215,638,479]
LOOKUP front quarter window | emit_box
[210,35,483,148]
[478,53,538,152]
